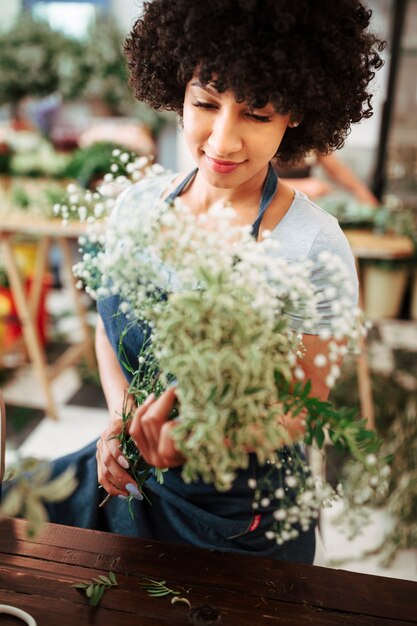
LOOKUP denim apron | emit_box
[46,165,316,563]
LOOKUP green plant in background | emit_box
[0,140,14,174]
[10,186,30,210]
[9,136,70,178]
[64,141,136,188]
[80,18,130,116]
[321,194,417,239]
[79,17,172,132]
[0,14,71,113]
[321,193,417,275]
[329,350,417,564]
[0,267,9,288]
[0,13,169,138]
[6,179,67,218]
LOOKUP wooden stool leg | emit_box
[355,257,375,429]
[58,238,96,371]
[29,236,50,318]
[1,237,59,420]
[356,343,375,429]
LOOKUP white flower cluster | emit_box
[64,163,382,546]
[53,151,165,225]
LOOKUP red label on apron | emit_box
[249,514,262,532]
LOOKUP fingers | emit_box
[129,387,182,468]
[96,418,132,496]
[131,391,156,420]
[129,387,175,447]
[158,420,184,467]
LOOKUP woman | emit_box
[48,0,384,563]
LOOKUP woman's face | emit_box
[183,79,291,189]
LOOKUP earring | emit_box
[290,121,300,128]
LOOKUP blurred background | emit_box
[0,0,416,581]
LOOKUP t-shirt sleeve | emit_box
[286,222,359,335]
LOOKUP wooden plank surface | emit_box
[0,519,416,625]
[345,229,415,260]
[0,213,90,238]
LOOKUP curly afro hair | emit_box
[124,0,385,165]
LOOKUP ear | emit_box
[288,120,300,128]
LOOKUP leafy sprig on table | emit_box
[139,577,191,607]
[72,572,118,606]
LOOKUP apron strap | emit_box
[165,163,278,239]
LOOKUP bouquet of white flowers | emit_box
[56,153,388,545]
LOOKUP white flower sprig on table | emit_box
[61,163,387,545]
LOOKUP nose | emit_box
[207,108,243,157]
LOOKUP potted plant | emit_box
[323,194,416,320]
[0,14,78,128]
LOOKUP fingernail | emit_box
[125,483,144,500]
[142,393,155,406]
[168,379,178,388]
[118,455,129,469]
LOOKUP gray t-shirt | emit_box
[111,173,359,335]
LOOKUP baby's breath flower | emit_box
[61,159,380,547]
[314,354,327,367]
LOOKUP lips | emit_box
[205,156,242,174]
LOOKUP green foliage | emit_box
[139,577,191,607]
[65,158,385,543]
[0,141,14,173]
[0,459,77,537]
[10,140,69,179]
[321,194,417,267]
[64,142,132,188]
[0,14,72,105]
[0,14,168,132]
[80,18,130,115]
[6,179,67,218]
[330,354,417,562]
[72,571,117,607]
[276,372,381,462]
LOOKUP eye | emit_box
[192,100,217,110]
[247,113,273,123]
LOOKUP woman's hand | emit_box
[129,386,184,468]
[96,417,135,498]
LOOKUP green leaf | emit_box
[313,425,325,448]
[86,584,94,598]
[36,465,77,502]
[148,589,170,596]
[244,386,264,395]
[71,571,117,607]
[0,486,24,517]
[90,585,105,607]
[207,386,217,402]
[98,575,111,584]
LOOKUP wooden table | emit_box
[344,229,415,429]
[0,518,416,625]
[0,214,96,420]
[344,229,415,261]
